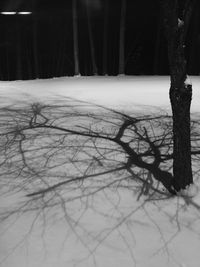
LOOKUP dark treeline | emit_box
[0,0,199,80]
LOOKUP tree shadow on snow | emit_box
[0,98,200,266]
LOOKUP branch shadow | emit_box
[0,98,200,266]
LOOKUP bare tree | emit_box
[119,0,126,75]
[16,21,23,80]
[102,0,109,75]
[72,0,80,76]
[159,0,196,192]
[153,6,162,74]
[86,0,98,75]
[32,1,39,78]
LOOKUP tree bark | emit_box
[160,0,195,191]
[170,82,193,191]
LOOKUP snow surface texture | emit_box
[178,184,199,198]
[0,76,200,267]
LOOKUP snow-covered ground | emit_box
[0,76,199,111]
[0,76,200,267]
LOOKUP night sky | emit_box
[0,0,199,80]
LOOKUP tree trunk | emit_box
[33,11,39,78]
[160,0,195,191]
[72,0,80,76]
[86,0,98,75]
[153,8,162,74]
[16,20,23,80]
[119,0,126,75]
[170,82,193,191]
[102,0,108,75]
[188,1,199,74]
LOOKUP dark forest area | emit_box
[0,0,199,80]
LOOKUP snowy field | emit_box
[0,76,199,111]
[0,76,200,267]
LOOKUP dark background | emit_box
[0,0,199,80]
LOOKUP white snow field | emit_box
[0,76,199,111]
[0,76,200,267]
